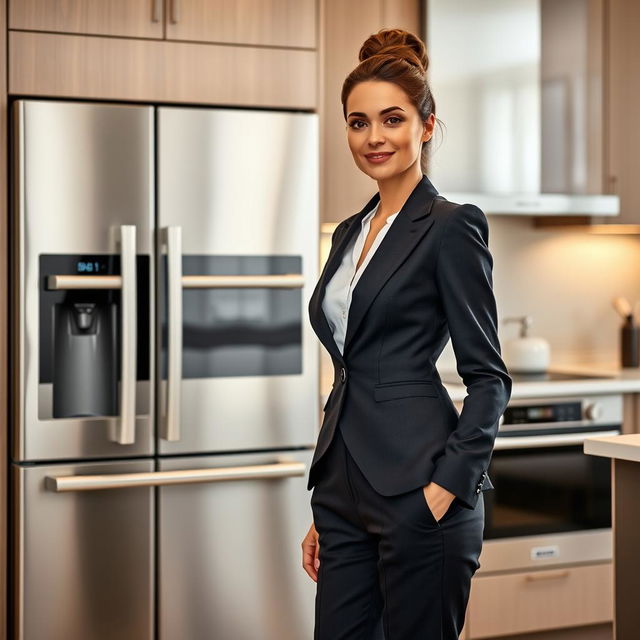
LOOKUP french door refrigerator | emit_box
[10,99,319,640]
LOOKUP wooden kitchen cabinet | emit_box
[605,0,640,224]
[9,0,164,39]
[9,31,316,108]
[165,0,316,48]
[10,0,317,49]
[8,0,318,108]
[465,562,612,639]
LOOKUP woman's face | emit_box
[345,80,435,180]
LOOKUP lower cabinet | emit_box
[464,562,612,639]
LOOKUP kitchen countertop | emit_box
[440,363,640,401]
[320,363,640,406]
[583,433,640,462]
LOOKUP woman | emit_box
[301,28,512,639]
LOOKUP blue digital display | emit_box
[76,260,104,274]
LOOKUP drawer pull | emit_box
[524,569,570,582]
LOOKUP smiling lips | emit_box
[364,152,395,164]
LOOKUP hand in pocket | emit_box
[422,482,456,522]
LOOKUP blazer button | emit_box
[340,367,347,383]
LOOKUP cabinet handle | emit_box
[524,570,570,582]
[170,0,181,23]
[152,0,161,22]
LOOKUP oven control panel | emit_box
[499,393,622,433]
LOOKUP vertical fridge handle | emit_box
[161,226,182,441]
[116,225,137,445]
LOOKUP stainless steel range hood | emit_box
[425,0,619,217]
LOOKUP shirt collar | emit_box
[361,200,400,226]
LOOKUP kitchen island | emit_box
[584,433,640,640]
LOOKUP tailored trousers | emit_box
[310,424,485,640]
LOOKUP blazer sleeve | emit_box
[430,203,512,510]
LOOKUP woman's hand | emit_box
[302,521,320,582]
[422,481,456,522]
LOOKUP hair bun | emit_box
[359,28,428,74]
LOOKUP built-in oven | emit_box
[476,393,622,573]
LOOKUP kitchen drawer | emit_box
[466,562,612,639]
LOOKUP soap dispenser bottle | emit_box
[502,315,551,373]
[612,297,639,368]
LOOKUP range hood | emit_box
[425,0,619,217]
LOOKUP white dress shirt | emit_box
[322,200,401,355]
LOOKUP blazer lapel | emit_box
[308,191,382,363]
[309,173,441,362]
[342,174,440,355]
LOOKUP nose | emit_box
[367,122,385,146]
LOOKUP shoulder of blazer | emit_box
[431,197,489,239]
[431,195,470,221]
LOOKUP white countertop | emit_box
[583,433,640,462]
[440,364,640,402]
[320,363,640,406]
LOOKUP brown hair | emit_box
[341,28,441,173]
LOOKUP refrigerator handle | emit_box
[181,274,305,289]
[46,461,307,491]
[114,225,138,445]
[161,226,183,441]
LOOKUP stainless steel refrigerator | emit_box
[10,99,319,640]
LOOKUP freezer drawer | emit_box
[158,448,315,640]
[13,460,155,640]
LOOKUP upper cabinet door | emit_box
[165,0,317,48]
[607,0,640,224]
[10,0,164,39]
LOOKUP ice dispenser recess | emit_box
[53,300,117,418]
[40,255,149,420]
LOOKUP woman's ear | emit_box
[422,113,435,142]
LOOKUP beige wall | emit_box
[488,216,640,370]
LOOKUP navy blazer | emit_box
[307,174,513,510]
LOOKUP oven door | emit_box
[483,427,620,539]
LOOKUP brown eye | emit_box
[348,120,365,129]
[387,116,403,124]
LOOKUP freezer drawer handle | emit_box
[46,461,307,491]
[181,274,305,289]
[493,429,620,450]
[115,225,138,445]
[160,226,183,442]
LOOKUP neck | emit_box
[375,166,423,218]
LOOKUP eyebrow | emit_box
[347,106,405,118]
